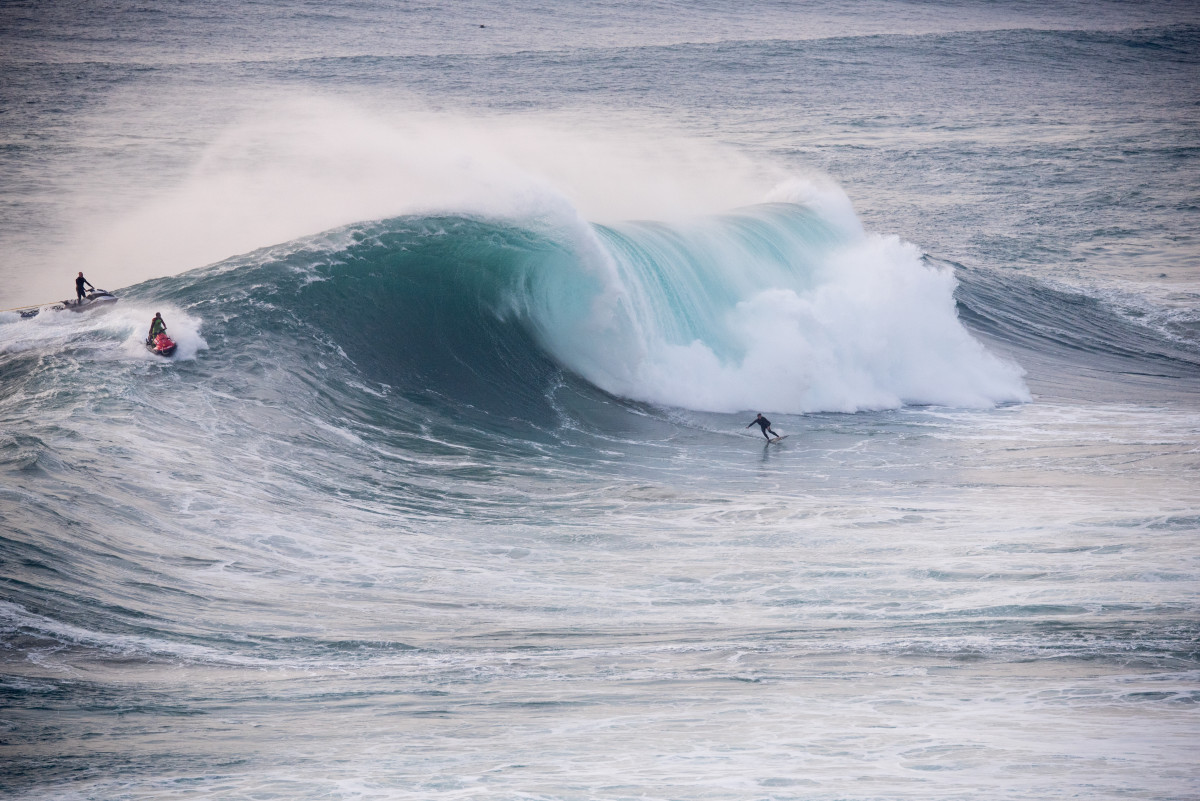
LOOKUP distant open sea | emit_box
[2,1,1198,799]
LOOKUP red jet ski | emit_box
[146,332,177,357]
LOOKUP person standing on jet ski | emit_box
[75,272,94,305]
[148,312,167,342]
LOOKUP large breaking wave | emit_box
[127,193,1029,417]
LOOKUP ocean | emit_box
[1,1,1198,799]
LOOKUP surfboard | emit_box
[768,435,788,444]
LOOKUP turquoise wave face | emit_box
[293,217,573,417]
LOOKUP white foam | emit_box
[0,301,207,361]
[554,220,1031,414]
[0,600,270,667]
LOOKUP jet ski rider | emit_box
[148,312,167,342]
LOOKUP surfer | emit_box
[747,413,781,441]
[148,312,167,342]
[75,272,94,305]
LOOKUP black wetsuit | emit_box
[747,415,779,441]
[75,275,93,303]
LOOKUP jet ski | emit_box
[64,289,119,312]
[12,289,119,318]
[146,332,177,357]
[58,287,118,311]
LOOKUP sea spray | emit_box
[52,101,783,307]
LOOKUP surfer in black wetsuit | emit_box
[747,413,780,441]
[75,272,94,305]
[148,312,166,342]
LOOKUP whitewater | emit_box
[1,2,1198,800]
